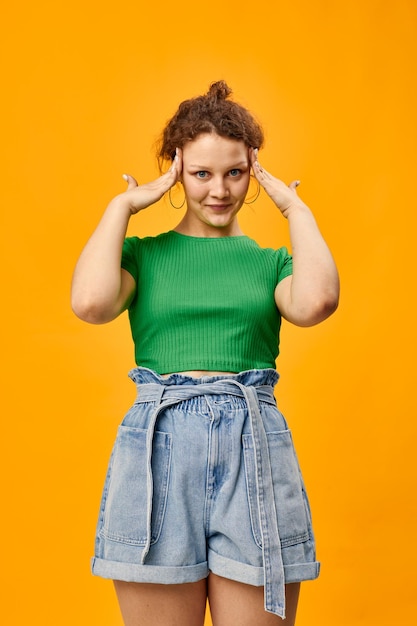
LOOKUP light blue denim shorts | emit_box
[91,368,319,618]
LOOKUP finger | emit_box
[172,147,183,175]
[289,180,301,191]
[250,147,261,169]
[176,148,184,182]
[122,173,139,189]
[166,148,183,185]
[252,157,266,180]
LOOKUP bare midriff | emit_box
[161,370,238,378]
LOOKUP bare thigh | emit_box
[208,574,300,626]
[113,579,207,626]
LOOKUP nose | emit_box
[210,176,229,198]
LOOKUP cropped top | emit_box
[121,231,293,374]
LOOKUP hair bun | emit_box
[207,80,232,102]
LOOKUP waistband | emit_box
[128,367,285,619]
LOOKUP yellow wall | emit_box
[1,1,416,624]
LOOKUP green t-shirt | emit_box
[121,231,292,374]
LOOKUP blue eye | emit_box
[196,171,208,179]
[229,169,241,177]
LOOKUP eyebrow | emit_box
[188,161,248,169]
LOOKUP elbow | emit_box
[71,294,115,324]
[289,288,339,327]
[300,289,339,327]
[317,292,339,322]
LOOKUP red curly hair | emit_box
[157,81,264,168]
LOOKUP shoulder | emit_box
[245,237,292,266]
[123,231,174,253]
[250,239,293,285]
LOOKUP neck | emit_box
[173,217,244,238]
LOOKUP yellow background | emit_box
[1,1,416,624]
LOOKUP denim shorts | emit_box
[91,368,319,619]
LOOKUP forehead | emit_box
[182,133,248,164]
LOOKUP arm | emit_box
[251,149,339,327]
[71,155,181,324]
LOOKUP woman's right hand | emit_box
[118,150,182,215]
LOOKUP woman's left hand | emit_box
[249,148,303,218]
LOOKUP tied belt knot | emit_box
[135,378,286,619]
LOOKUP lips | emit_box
[206,204,231,211]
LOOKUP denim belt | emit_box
[134,379,286,619]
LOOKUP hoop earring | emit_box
[244,175,261,204]
[168,186,186,209]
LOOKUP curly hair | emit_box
[157,81,264,168]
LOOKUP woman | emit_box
[71,81,339,625]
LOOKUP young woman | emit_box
[71,81,339,626]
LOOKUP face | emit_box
[180,133,250,236]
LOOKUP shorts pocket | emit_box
[99,426,172,546]
[243,430,311,549]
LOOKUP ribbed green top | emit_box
[121,231,292,374]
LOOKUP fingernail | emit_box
[122,174,128,181]
[295,180,301,187]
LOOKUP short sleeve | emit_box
[121,236,140,282]
[276,247,293,283]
